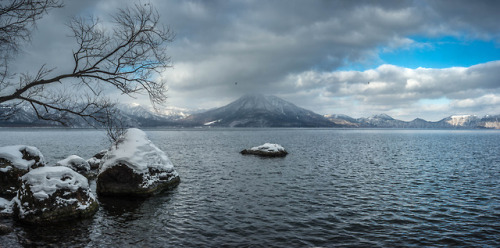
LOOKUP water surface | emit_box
[1,128,499,247]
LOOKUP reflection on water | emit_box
[1,128,500,247]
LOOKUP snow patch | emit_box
[0,145,44,172]
[204,119,222,126]
[447,115,475,126]
[483,121,500,129]
[21,166,89,200]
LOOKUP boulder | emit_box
[97,128,180,197]
[87,150,107,170]
[12,166,98,224]
[86,157,100,170]
[0,145,45,196]
[56,155,91,176]
[240,143,288,157]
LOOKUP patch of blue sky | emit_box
[380,36,500,69]
[337,36,500,71]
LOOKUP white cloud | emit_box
[279,61,500,119]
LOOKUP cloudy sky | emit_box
[11,0,500,121]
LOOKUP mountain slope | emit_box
[183,94,336,127]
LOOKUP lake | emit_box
[1,128,500,247]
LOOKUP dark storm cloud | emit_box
[158,0,426,102]
[425,0,500,40]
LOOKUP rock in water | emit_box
[56,155,91,176]
[97,128,180,197]
[0,146,45,196]
[241,143,288,157]
[87,150,107,170]
[12,166,98,224]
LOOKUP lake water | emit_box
[1,128,500,247]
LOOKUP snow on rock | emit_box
[0,145,45,196]
[241,143,288,157]
[97,128,180,197]
[56,155,90,175]
[0,145,44,172]
[12,166,98,223]
[0,197,13,216]
[23,166,88,200]
[86,157,100,170]
[0,197,10,209]
[251,143,287,153]
[86,150,107,170]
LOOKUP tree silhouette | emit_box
[0,1,173,139]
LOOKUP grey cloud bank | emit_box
[8,0,500,121]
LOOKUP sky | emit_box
[10,0,500,121]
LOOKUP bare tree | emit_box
[0,1,173,140]
[0,0,63,119]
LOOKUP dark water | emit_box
[1,128,500,247]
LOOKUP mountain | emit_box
[325,113,500,129]
[0,105,42,126]
[182,94,336,127]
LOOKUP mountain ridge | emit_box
[1,95,499,129]
[326,113,500,129]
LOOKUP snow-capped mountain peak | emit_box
[183,94,335,127]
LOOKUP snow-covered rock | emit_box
[86,150,107,170]
[12,166,98,223]
[0,197,11,210]
[86,157,100,170]
[0,145,45,196]
[97,128,180,197]
[240,143,288,157]
[56,155,90,175]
